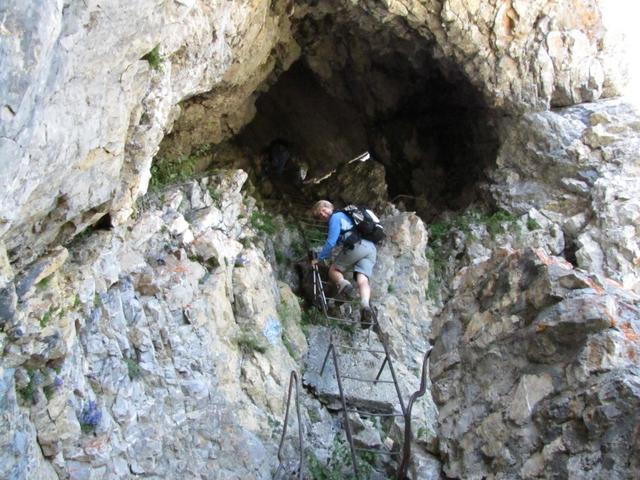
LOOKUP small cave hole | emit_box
[94,213,113,231]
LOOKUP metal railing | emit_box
[269,196,432,479]
[274,371,304,479]
[311,266,431,479]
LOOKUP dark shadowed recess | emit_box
[235,17,500,221]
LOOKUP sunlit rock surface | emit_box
[431,248,640,479]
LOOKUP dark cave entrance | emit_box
[156,6,503,222]
[234,24,500,220]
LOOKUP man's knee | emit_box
[355,272,369,286]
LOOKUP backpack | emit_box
[340,205,385,245]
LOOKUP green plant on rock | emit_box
[126,357,143,380]
[207,186,221,203]
[484,209,518,238]
[304,437,375,480]
[36,275,53,290]
[141,44,162,71]
[250,210,276,235]
[40,308,53,328]
[416,425,435,442]
[234,330,268,354]
[527,217,541,231]
[150,154,198,191]
[17,369,37,403]
[73,294,81,310]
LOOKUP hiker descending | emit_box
[310,200,378,324]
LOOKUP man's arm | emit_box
[317,214,342,260]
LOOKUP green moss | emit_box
[141,44,162,71]
[250,211,276,235]
[304,437,375,480]
[126,357,143,380]
[17,370,37,403]
[416,425,436,442]
[484,209,517,237]
[40,308,53,328]
[527,217,541,231]
[425,208,520,301]
[282,334,297,359]
[235,331,268,354]
[35,275,52,290]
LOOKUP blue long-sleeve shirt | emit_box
[318,211,354,260]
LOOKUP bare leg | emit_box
[355,273,370,307]
[328,265,345,285]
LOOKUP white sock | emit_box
[337,279,351,291]
[361,299,370,309]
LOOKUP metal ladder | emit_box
[273,201,431,479]
[310,260,431,479]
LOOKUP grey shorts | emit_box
[334,239,377,279]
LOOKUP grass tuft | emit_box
[141,44,162,71]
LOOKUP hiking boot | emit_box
[338,283,356,300]
[360,307,373,329]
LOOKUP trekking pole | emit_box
[308,250,328,316]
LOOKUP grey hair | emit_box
[311,200,334,216]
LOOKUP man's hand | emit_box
[310,258,319,267]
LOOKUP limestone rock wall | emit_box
[0,0,298,268]
[489,98,640,292]
[295,0,627,113]
[1,0,632,270]
[430,247,640,479]
[1,171,309,479]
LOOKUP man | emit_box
[311,200,377,323]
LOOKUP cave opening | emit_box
[157,6,502,222]
[234,13,501,221]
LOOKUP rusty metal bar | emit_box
[324,296,356,303]
[310,256,328,316]
[397,348,432,480]
[275,370,304,480]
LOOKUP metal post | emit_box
[276,371,304,480]
[397,349,432,480]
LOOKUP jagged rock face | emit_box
[0,172,307,479]
[2,0,640,478]
[0,0,631,267]
[489,98,640,292]
[294,0,625,113]
[0,163,439,478]
[430,248,640,479]
[0,0,298,268]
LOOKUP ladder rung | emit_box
[323,297,355,303]
[354,447,400,456]
[325,316,359,324]
[335,344,385,354]
[341,375,394,384]
[344,409,403,417]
